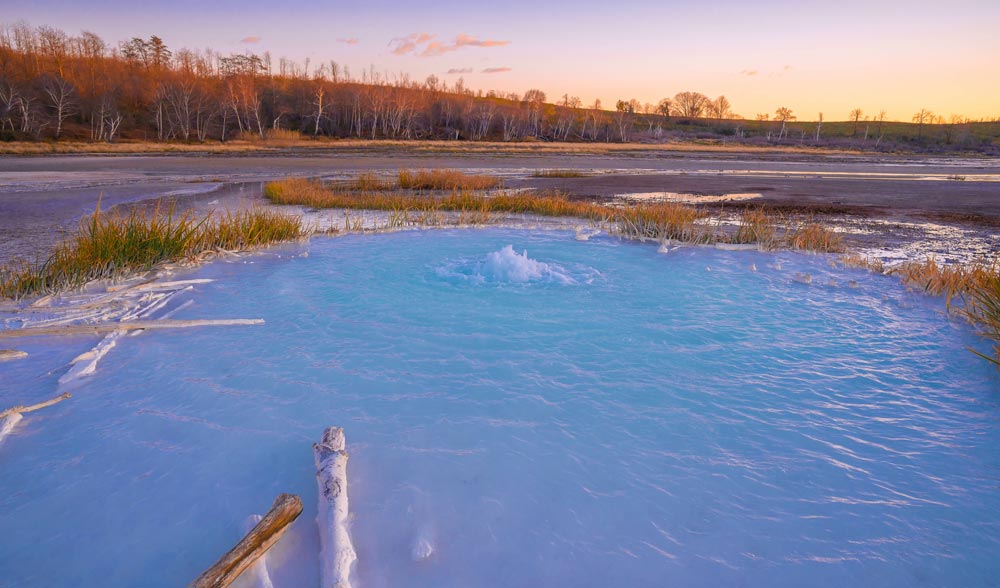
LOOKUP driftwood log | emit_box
[0,349,28,361]
[239,514,275,588]
[0,392,71,445]
[191,493,302,588]
[0,318,264,339]
[315,427,357,588]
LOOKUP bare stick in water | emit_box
[0,319,264,339]
[315,427,357,588]
[0,392,71,419]
[190,493,303,588]
[0,392,71,445]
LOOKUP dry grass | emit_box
[841,253,886,273]
[397,169,502,191]
[889,257,997,309]
[531,169,589,178]
[263,177,713,240]
[615,203,711,243]
[348,172,397,191]
[264,128,304,141]
[787,223,845,253]
[263,177,850,252]
[0,203,304,300]
[733,208,779,248]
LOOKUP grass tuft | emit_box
[0,203,304,300]
[733,208,778,248]
[397,169,502,190]
[787,223,845,253]
[531,169,588,178]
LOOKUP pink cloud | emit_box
[337,37,360,45]
[422,34,509,57]
[447,68,473,74]
[241,36,261,44]
[481,67,511,74]
[390,32,436,55]
[390,32,509,57]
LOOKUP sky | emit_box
[5,0,1000,121]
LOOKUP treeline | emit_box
[1,23,997,152]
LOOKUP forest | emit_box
[1,23,998,152]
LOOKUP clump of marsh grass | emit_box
[348,172,397,191]
[531,169,588,178]
[733,208,778,248]
[397,169,502,191]
[613,203,711,243]
[888,256,988,308]
[263,177,331,204]
[787,222,845,253]
[263,177,713,241]
[841,253,886,273]
[0,203,304,300]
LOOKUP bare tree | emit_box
[614,99,635,142]
[311,81,328,135]
[0,78,20,133]
[849,107,863,136]
[39,74,77,139]
[815,112,823,141]
[874,110,887,147]
[673,91,708,118]
[706,95,732,120]
[912,108,933,139]
[656,98,671,122]
[774,107,795,140]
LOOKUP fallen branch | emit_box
[0,392,71,445]
[0,349,28,361]
[315,427,357,588]
[239,515,275,588]
[0,392,71,419]
[191,493,303,588]
[0,319,264,339]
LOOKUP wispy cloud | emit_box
[422,34,509,57]
[742,65,793,78]
[391,32,509,57]
[337,37,359,45]
[481,67,511,74]
[446,68,473,74]
[390,32,436,56]
[241,36,261,44]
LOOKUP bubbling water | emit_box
[435,244,599,286]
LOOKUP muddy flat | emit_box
[1,148,998,264]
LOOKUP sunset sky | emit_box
[5,0,999,121]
